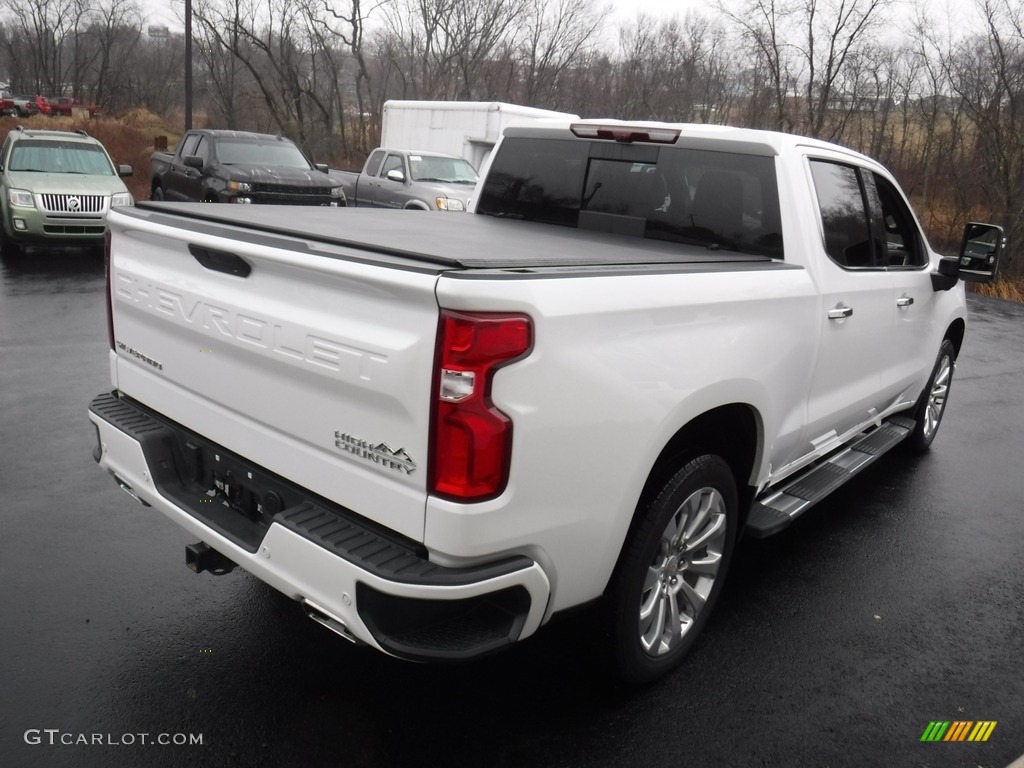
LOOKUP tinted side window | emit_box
[194,136,211,163]
[646,149,782,257]
[381,154,403,179]
[869,173,925,268]
[809,160,880,269]
[364,149,385,177]
[178,133,201,159]
[476,137,588,228]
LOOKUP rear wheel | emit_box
[150,185,165,201]
[607,454,738,684]
[907,339,955,452]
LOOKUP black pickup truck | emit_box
[150,129,346,206]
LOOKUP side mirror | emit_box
[957,222,1004,283]
[931,256,960,292]
[183,155,204,170]
[386,169,405,183]
[315,163,329,174]
[118,164,133,178]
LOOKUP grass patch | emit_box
[976,277,1024,303]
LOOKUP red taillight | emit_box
[570,122,681,144]
[430,310,532,501]
[104,228,114,350]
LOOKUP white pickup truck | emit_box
[89,120,1002,683]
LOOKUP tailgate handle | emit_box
[189,244,252,278]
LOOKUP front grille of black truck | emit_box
[250,183,336,205]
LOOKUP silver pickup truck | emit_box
[332,148,478,211]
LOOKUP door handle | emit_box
[897,295,915,307]
[827,304,854,320]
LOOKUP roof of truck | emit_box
[505,119,877,165]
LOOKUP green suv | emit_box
[0,127,133,254]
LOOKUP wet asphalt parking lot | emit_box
[1,250,1022,768]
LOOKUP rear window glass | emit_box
[476,137,783,257]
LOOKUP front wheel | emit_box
[606,454,738,684]
[907,339,955,452]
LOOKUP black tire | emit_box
[606,454,738,684]
[150,185,165,201]
[907,339,956,452]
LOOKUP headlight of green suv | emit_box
[111,192,134,207]
[8,188,35,208]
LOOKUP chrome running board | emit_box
[746,415,915,537]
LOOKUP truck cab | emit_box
[339,148,478,210]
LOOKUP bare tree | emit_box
[945,0,1024,277]
[319,0,385,154]
[795,0,892,139]
[718,0,797,130]
[379,0,527,101]
[1,0,93,95]
[128,31,187,116]
[611,12,738,123]
[516,0,608,109]
[192,0,325,141]
[81,0,144,111]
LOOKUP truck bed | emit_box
[128,202,788,272]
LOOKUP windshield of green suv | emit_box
[216,140,312,169]
[9,140,115,175]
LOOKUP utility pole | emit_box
[185,0,193,130]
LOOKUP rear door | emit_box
[165,133,202,201]
[107,207,442,542]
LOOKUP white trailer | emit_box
[380,100,579,170]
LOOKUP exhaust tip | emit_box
[113,473,150,507]
[303,600,360,646]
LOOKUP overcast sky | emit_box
[145,0,989,42]
[147,0,694,33]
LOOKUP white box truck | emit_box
[379,100,579,170]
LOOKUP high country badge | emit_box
[334,432,417,474]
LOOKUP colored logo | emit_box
[920,721,997,742]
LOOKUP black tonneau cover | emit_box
[127,203,781,271]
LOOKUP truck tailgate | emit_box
[105,207,441,543]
